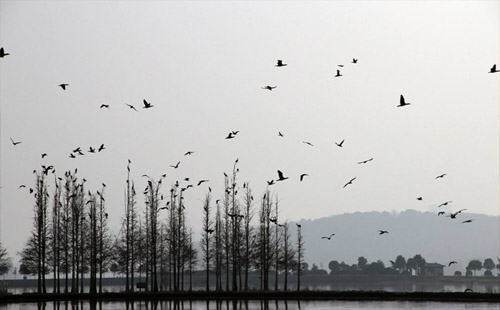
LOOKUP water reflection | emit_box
[3,299,500,310]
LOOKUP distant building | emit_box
[424,263,445,276]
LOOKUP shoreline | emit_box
[1,291,500,304]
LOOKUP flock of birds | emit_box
[2,44,499,269]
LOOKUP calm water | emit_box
[0,300,499,310]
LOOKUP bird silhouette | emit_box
[88,147,96,153]
[69,153,76,158]
[59,83,69,90]
[41,153,47,158]
[225,132,235,139]
[197,180,209,186]
[267,180,275,186]
[100,104,109,109]
[449,209,466,219]
[278,132,284,137]
[10,137,21,145]
[416,197,423,201]
[489,64,499,73]
[98,144,105,152]
[303,141,313,146]
[438,211,445,216]
[397,95,410,107]
[18,185,26,189]
[343,177,356,188]
[435,173,447,179]
[0,47,9,58]
[335,70,342,77]
[262,85,277,91]
[358,158,373,164]
[232,130,240,136]
[464,288,473,293]
[337,64,344,67]
[448,261,457,266]
[352,58,358,64]
[184,151,194,156]
[277,170,289,181]
[275,60,287,67]
[296,223,301,228]
[321,233,335,240]
[170,161,180,169]
[143,99,153,109]
[335,139,344,147]
[438,201,452,208]
[300,174,309,181]
[462,219,474,224]
[378,230,389,235]
[125,103,138,111]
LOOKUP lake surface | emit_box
[0,300,499,310]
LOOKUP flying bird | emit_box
[100,104,109,109]
[10,137,21,145]
[225,132,235,139]
[98,144,105,152]
[276,170,289,181]
[448,261,458,266]
[197,180,209,186]
[343,177,356,188]
[335,139,344,147]
[435,173,447,179]
[232,130,239,136]
[438,211,445,216]
[352,58,358,64]
[184,151,194,156]
[143,99,153,109]
[296,223,301,228]
[300,174,309,181]
[278,132,284,137]
[337,64,344,67]
[321,233,335,240]
[489,64,499,73]
[267,180,275,186]
[88,147,96,153]
[59,83,69,90]
[397,95,410,107]
[335,70,342,77]
[41,153,47,158]
[69,153,76,158]
[125,103,138,111]
[358,158,373,164]
[0,47,9,58]
[378,230,389,235]
[302,141,313,146]
[275,60,287,67]
[438,201,452,208]
[18,185,26,189]
[462,219,474,224]
[416,197,423,201]
[262,85,277,91]
[449,209,466,219]
[170,161,180,169]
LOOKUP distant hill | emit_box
[295,209,499,276]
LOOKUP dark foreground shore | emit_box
[1,291,499,304]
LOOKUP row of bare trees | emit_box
[19,160,306,293]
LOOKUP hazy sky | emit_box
[0,1,499,262]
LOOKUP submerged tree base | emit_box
[1,290,500,303]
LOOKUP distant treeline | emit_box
[7,160,307,294]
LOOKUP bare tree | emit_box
[296,224,305,292]
[201,192,213,291]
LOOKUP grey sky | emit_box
[0,1,498,263]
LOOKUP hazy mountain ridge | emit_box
[296,209,499,276]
